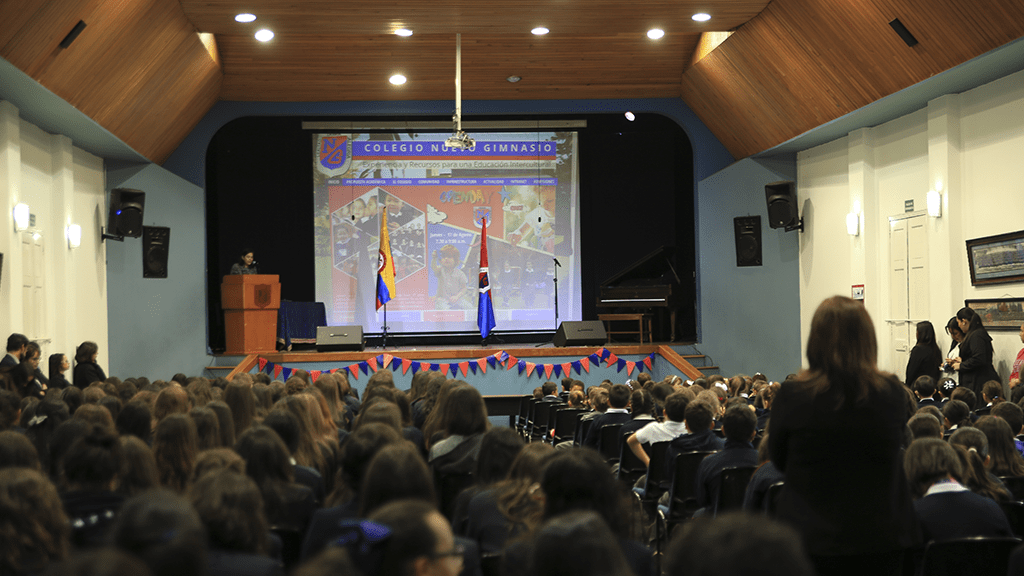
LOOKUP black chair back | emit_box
[764,481,784,516]
[640,441,673,500]
[599,423,625,463]
[269,526,304,572]
[716,465,757,514]
[665,450,716,520]
[516,395,531,433]
[919,536,1021,576]
[1000,476,1024,501]
[480,552,502,576]
[552,408,584,444]
[435,471,474,521]
[575,417,594,447]
[618,431,648,484]
[532,402,553,440]
[1000,500,1024,537]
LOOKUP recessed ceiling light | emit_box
[254,29,274,42]
[389,74,407,85]
[692,13,712,22]
[647,28,665,40]
[625,111,636,121]
[235,13,256,23]
[507,75,522,83]
[531,27,549,35]
[395,28,413,36]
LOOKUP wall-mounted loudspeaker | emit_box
[108,188,146,238]
[734,216,762,267]
[553,321,607,347]
[316,326,365,352]
[142,226,170,278]
[765,181,803,232]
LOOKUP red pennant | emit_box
[525,362,536,377]
[459,362,469,377]
[348,365,360,379]
[366,357,377,372]
[439,363,449,376]
[561,362,573,377]
[310,370,321,382]
[476,358,488,374]
[257,357,268,371]
[420,362,431,372]
[383,354,394,368]
[644,357,653,369]
[506,356,518,371]
[544,364,555,379]
[329,368,338,374]
[581,357,590,373]
[401,358,413,375]
[606,353,619,365]
[626,361,636,374]
[273,365,282,379]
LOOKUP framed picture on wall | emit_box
[966,230,1024,286]
[964,297,1024,330]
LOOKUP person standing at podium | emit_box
[230,250,258,275]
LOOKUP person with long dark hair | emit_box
[72,341,106,389]
[950,307,1001,400]
[48,354,71,390]
[768,296,918,575]
[905,321,942,388]
[230,249,258,275]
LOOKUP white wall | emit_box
[0,100,108,369]
[797,69,1024,381]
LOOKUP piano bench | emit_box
[598,313,652,344]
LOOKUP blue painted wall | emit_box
[103,97,799,381]
[696,157,802,381]
[105,162,211,378]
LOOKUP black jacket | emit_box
[73,361,107,389]
[958,328,1000,396]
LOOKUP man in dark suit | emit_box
[584,384,633,450]
[539,381,562,403]
[1,333,28,368]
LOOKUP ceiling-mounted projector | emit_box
[444,130,475,150]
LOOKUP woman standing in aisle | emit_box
[950,307,1000,402]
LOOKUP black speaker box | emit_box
[765,181,798,229]
[108,188,146,237]
[316,326,365,352]
[553,321,607,347]
[142,226,170,278]
[734,216,762,267]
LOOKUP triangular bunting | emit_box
[359,362,369,375]
[525,362,535,377]
[616,358,626,372]
[391,358,402,371]
[507,356,518,370]
[518,360,527,375]
[402,358,413,375]
[477,358,488,374]
[552,365,562,378]
[410,362,420,375]
[581,357,591,373]
[459,362,469,377]
[310,370,321,382]
[589,354,601,365]
[428,363,438,372]
[607,353,619,365]
[561,362,573,377]
[382,354,394,368]
[257,357,268,371]
[282,367,293,380]
[421,362,432,372]
[600,348,611,359]
[469,362,477,375]
[348,365,360,379]
[329,368,338,374]
[273,365,282,379]
[487,356,497,368]
[626,361,636,374]
[644,356,653,369]
[544,364,555,379]
[500,351,509,362]
[367,357,378,372]
[449,364,459,377]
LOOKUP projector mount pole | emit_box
[455,33,462,135]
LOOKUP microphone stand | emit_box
[536,257,560,347]
[380,303,389,349]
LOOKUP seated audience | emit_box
[948,426,1012,501]
[0,430,40,470]
[117,436,160,497]
[626,391,693,468]
[110,490,209,576]
[152,413,198,493]
[992,401,1024,457]
[234,425,316,533]
[663,512,813,576]
[907,413,943,440]
[904,437,1012,542]
[528,510,635,576]
[665,401,725,476]
[742,427,785,512]
[0,467,70,575]
[61,429,125,547]
[694,404,758,516]
[583,383,633,450]
[427,385,489,476]
[974,415,1024,478]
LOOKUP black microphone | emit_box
[553,257,561,267]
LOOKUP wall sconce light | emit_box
[13,203,30,231]
[927,190,942,217]
[66,224,82,248]
[846,212,860,236]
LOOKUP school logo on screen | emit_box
[316,135,353,177]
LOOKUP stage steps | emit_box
[667,344,720,378]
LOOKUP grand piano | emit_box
[597,246,681,342]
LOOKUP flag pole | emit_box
[381,302,388,349]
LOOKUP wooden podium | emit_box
[222,274,280,354]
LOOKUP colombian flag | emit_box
[478,217,497,339]
[376,209,396,310]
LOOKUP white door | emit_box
[889,213,929,382]
[20,231,46,341]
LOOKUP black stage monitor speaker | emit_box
[553,321,607,347]
[734,216,762,267]
[765,181,798,229]
[316,326,365,352]
[142,226,170,278]
[108,188,146,237]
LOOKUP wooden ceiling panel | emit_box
[680,0,1024,158]
[217,33,698,101]
[0,0,222,163]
